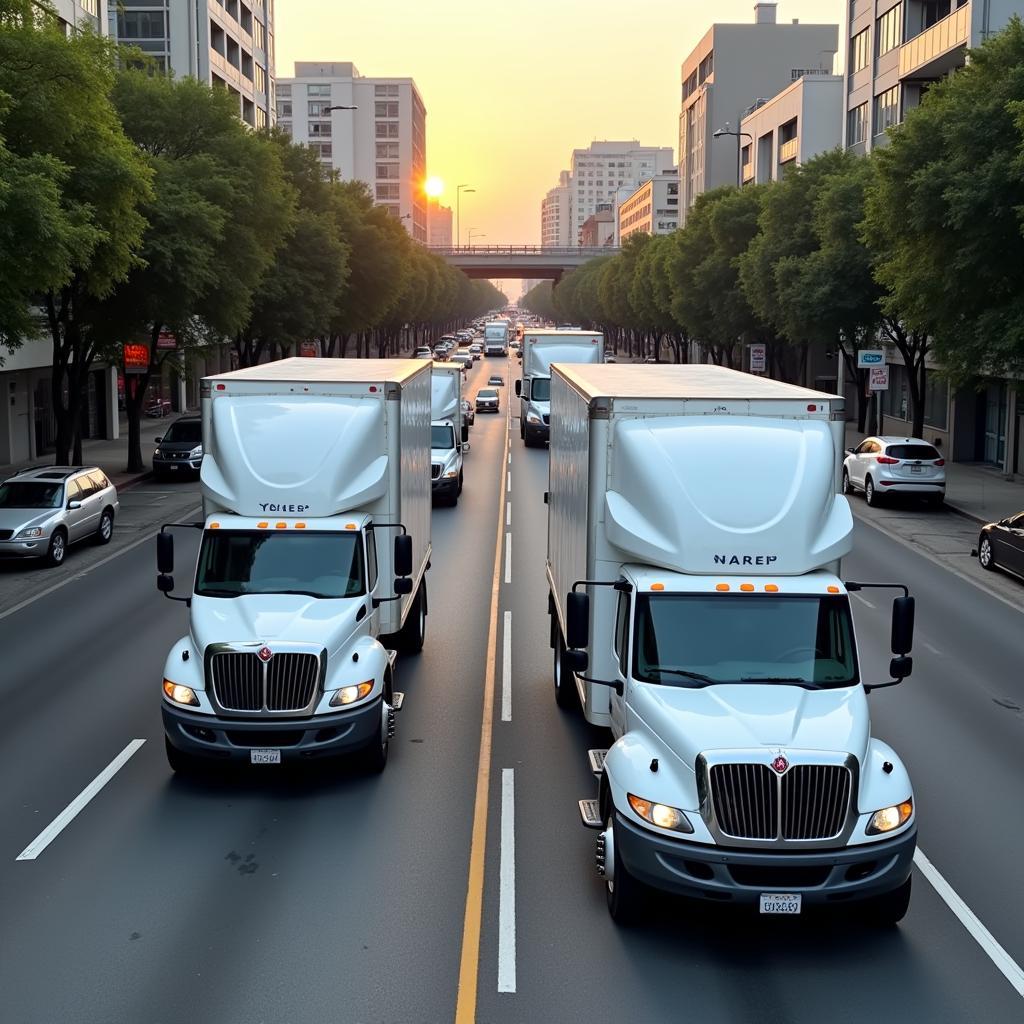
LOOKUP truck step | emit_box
[587,749,608,777]
[578,798,603,829]
[385,649,398,669]
[392,691,405,711]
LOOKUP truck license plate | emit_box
[759,893,801,915]
[250,748,281,764]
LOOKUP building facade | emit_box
[678,3,838,223]
[428,199,452,247]
[579,210,616,248]
[278,63,427,242]
[541,171,573,247]
[617,171,680,242]
[739,73,842,184]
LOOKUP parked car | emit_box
[976,511,1024,580]
[843,436,945,507]
[461,397,475,427]
[488,374,505,387]
[414,346,433,359]
[0,466,118,567]
[476,388,500,413]
[153,415,204,479]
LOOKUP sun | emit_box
[424,176,444,198]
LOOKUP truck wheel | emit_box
[395,581,427,654]
[605,815,647,926]
[165,737,198,775]
[358,678,392,774]
[457,471,463,496]
[553,631,577,712]
[520,419,526,440]
[860,876,911,926]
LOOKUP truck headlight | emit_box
[189,445,203,458]
[15,526,44,539]
[330,680,374,707]
[526,413,541,424]
[627,793,694,834]
[163,679,200,706]
[446,470,458,478]
[867,799,913,835]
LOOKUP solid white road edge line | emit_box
[16,739,146,861]
[498,768,517,993]
[504,532,512,585]
[0,506,201,624]
[501,611,512,722]
[915,847,1024,998]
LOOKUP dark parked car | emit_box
[487,374,505,387]
[976,511,1024,581]
[153,415,203,479]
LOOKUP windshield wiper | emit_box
[195,588,240,598]
[647,667,718,685]
[739,676,806,682]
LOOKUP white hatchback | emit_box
[843,436,945,507]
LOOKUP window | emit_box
[308,100,330,116]
[375,101,399,118]
[254,64,266,94]
[847,102,869,146]
[252,18,265,50]
[877,3,902,55]
[277,101,292,117]
[307,83,331,97]
[376,183,400,199]
[74,474,98,498]
[116,10,166,38]
[80,0,97,14]
[851,28,870,72]
[376,142,400,158]
[874,85,900,134]
[365,529,378,591]
[255,107,267,130]
[277,83,290,97]
[924,374,948,430]
[615,592,631,677]
[309,121,331,137]
[88,471,110,491]
[375,122,399,138]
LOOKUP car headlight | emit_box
[527,413,541,424]
[330,680,374,707]
[446,470,458,478]
[627,793,694,834]
[867,798,913,835]
[15,526,44,539]
[153,449,163,458]
[189,445,203,458]
[163,679,200,706]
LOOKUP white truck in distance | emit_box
[514,329,602,447]
[157,358,432,774]
[431,362,469,506]
[546,364,918,924]
[483,320,510,357]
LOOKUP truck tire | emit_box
[165,737,198,775]
[357,677,392,774]
[457,471,463,496]
[605,814,648,926]
[520,418,526,440]
[394,580,427,654]
[553,630,577,712]
[860,876,911,926]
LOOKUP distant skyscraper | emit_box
[428,199,453,247]
[541,171,573,247]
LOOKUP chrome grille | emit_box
[709,762,852,842]
[210,651,320,713]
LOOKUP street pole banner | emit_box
[749,343,767,373]
[869,366,890,390]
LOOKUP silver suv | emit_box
[0,466,119,567]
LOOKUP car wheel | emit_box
[553,630,577,712]
[95,508,114,545]
[842,469,853,495]
[865,476,880,507]
[978,535,996,571]
[605,814,648,926]
[860,876,912,927]
[44,528,67,568]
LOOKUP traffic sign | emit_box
[868,366,889,390]
[857,349,884,368]
[749,343,767,373]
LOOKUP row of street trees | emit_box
[0,0,504,469]
[524,20,1024,436]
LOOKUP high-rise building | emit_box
[541,171,573,247]
[112,0,276,129]
[52,0,107,36]
[277,63,427,242]
[617,171,680,243]
[678,3,837,223]
[428,199,453,247]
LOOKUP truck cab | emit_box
[431,362,469,506]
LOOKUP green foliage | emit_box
[521,281,557,320]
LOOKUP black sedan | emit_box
[976,512,1024,581]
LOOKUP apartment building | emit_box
[678,3,837,223]
[739,73,843,184]
[51,0,107,35]
[541,171,573,247]
[617,172,680,242]
[579,210,616,248]
[278,63,428,242]
[428,199,452,247]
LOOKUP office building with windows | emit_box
[428,199,452,247]
[616,171,680,242]
[277,63,427,242]
[51,0,107,35]
[678,3,837,223]
[541,171,573,247]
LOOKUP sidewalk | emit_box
[1,414,175,490]
[845,425,1024,525]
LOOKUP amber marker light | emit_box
[275,522,287,529]
[257,522,268,529]
[740,583,755,592]
[651,583,665,591]
[765,584,779,592]
[716,583,730,592]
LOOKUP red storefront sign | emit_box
[124,344,150,373]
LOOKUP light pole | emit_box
[467,229,486,246]
[324,105,357,112]
[456,184,475,248]
[712,123,753,187]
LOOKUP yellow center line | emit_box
[454,395,511,1024]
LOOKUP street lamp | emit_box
[467,229,486,246]
[456,184,476,248]
[712,123,753,187]
[324,105,357,112]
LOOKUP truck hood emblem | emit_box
[257,646,274,662]
[771,755,789,774]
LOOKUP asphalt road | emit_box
[2,349,1022,1023]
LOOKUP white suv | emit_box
[843,437,945,507]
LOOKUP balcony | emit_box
[778,137,798,164]
[899,3,970,80]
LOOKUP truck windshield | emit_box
[432,424,455,450]
[530,377,550,402]
[633,594,857,688]
[195,531,365,599]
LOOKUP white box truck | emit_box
[483,320,510,357]
[156,358,432,774]
[546,365,918,924]
[514,329,602,447]
[431,362,469,506]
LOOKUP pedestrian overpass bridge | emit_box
[427,246,616,282]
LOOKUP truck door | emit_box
[610,591,631,739]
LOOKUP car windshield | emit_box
[432,424,455,450]
[478,389,497,399]
[195,531,365,599]
[530,378,551,401]
[162,420,202,444]
[0,480,64,509]
[887,444,940,461]
[633,593,858,688]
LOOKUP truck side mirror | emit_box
[157,574,175,593]
[394,576,413,595]
[394,533,413,578]
[890,655,913,680]
[565,649,588,673]
[566,591,589,650]
[157,531,174,574]
[514,380,522,398]
[891,596,914,654]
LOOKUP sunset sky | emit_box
[277,0,840,289]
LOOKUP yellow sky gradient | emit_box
[277,0,841,263]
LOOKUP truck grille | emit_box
[709,763,851,842]
[431,464,442,480]
[210,652,320,713]
[0,529,13,540]
[542,414,550,425]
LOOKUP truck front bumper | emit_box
[524,421,549,444]
[431,475,458,499]
[162,698,382,763]
[614,811,916,905]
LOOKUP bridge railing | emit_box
[426,246,619,257]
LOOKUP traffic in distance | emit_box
[3,307,1024,1024]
